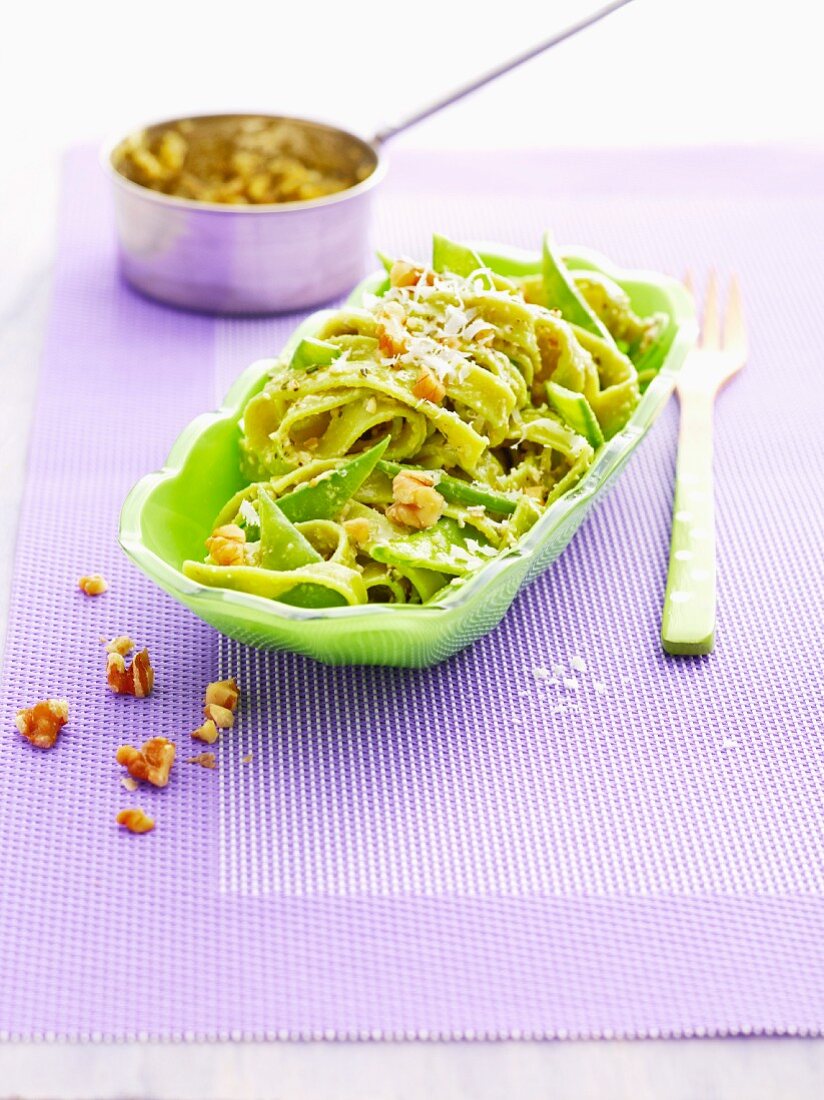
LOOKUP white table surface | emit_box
[3,0,823,1092]
[2,1037,824,1100]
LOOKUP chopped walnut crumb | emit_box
[121,776,139,792]
[412,366,446,404]
[241,753,253,765]
[376,301,408,358]
[192,718,219,745]
[78,573,108,596]
[204,678,239,712]
[103,635,135,656]
[116,808,155,834]
[106,648,155,697]
[186,752,217,769]
[116,736,176,788]
[15,699,69,749]
[386,470,445,530]
[205,524,246,566]
[389,260,423,288]
[343,517,371,546]
[204,703,234,730]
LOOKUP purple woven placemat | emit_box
[1,147,823,1042]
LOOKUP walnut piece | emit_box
[343,517,371,546]
[103,635,135,656]
[192,718,219,745]
[78,573,108,596]
[411,366,446,404]
[116,736,176,788]
[186,752,217,769]
[204,678,239,712]
[116,808,155,834]
[15,699,69,749]
[204,703,234,730]
[121,776,139,792]
[389,260,422,288]
[386,470,445,530]
[206,524,246,566]
[106,648,155,697]
[376,301,408,358]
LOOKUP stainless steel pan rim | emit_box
[101,112,387,215]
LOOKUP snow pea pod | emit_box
[275,437,390,522]
[257,491,321,571]
[213,482,263,529]
[376,250,394,274]
[433,235,487,279]
[289,337,339,372]
[631,320,675,390]
[371,517,498,577]
[431,235,521,294]
[545,381,604,449]
[377,460,519,516]
[542,233,614,344]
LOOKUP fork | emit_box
[661,273,747,656]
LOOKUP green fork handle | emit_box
[661,389,717,655]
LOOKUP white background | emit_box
[1,0,817,165]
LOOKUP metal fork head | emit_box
[679,271,747,394]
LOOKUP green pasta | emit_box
[183,234,665,607]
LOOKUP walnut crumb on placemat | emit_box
[186,752,217,769]
[116,736,175,787]
[204,677,239,712]
[192,718,219,744]
[116,808,154,834]
[106,647,154,697]
[78,573,108,596]
[204,703,234,729]
[15,700,69,749]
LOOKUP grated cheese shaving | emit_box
[239,500,260,528]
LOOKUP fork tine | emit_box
[723,273,747,355]
[701,270,720,349]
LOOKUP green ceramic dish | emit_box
[119,244,696,667]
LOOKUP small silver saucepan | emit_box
[102,1,631,314]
